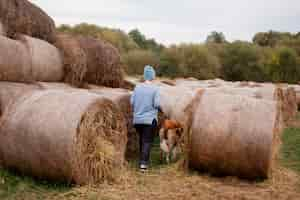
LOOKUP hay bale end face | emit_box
[78,36,124,88]
[85,85,138,160]
[0,90,127,184]
[55,34,124,88]
[54,34,88,87]
[190,92,281,179]
[0,0,56,43]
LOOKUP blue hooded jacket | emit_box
[130,66,160,125]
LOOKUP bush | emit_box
[268,47,300,83]
[122,50,160,75]
[158,44,221,79]
[221,42,267,81]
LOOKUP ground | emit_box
[0,115,300,200]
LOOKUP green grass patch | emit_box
[0,168,71,199]
[280,126,300,172]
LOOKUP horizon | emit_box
[30,0,300,45]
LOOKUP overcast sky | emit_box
[30,0,300,45]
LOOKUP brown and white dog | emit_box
[159,120,184,163]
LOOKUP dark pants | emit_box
[134,119,157,166]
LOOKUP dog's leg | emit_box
[166,152,170,164]
[172,147,178,161]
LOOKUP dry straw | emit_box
[85,84,138,160]
[189,91,282,179]
[0,21,5,36]
[55,34,124,88]
[0,35,63,82]
[0,0,56,43]
[0,89,127,184]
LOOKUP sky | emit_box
[30,0,300,45]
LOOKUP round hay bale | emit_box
[281,87,297,122]
[190,91,281,179]
[0,35,63,82]
[19,35,64,81]
[0,90,127,184]
[289,85,300,110]
[55,34,124,88]
[54,34,88,87]
[0,21,5,35]
[0,82,41,117]
[78,36,124,88]
[85,85,138,160]
[0,35,32,82]
[35,82,75,90]
[0,0,56,43]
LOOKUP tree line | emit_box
[57,24,300,83]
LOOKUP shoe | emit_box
[139,164,148,172]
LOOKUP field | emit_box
[0,115,300,200]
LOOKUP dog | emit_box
[159,119,184,164]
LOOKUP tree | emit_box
[122,50,160,75]
[206,31,226,44]
[158,46,186,78]
[128,29,148,49]
[221,42,266,81]
[128,29,165,53]
[253,31,292,47]
[268,47,300,83]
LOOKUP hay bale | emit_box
[0,89,127,184]
[55,34,124,88]
[35,82,75,90]
[289,85,300,109]
[281,87,297,122]
[0,35,63,82]
[190,91,281,179]
[0,21,5,35]
[0,35,32,81]
[78,36,124,88]
[19,35,64,81]
[54,34,88,87]
[0,82,41,117]
[85,84,138,160]
[0,0,56,43]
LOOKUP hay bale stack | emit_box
[0,89,127,184]
[0,0,56,43]
[85,84,138,159]
[190,91,281,179]
[0,35,63,82]
[55,34,124,88]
